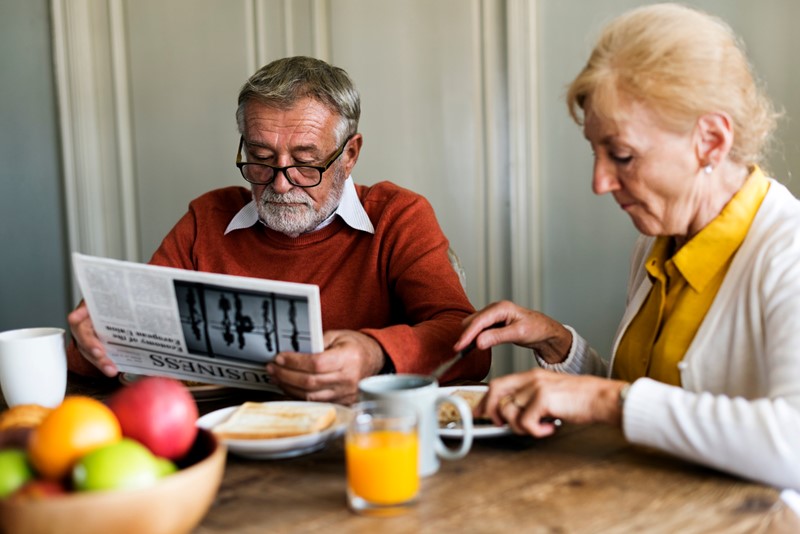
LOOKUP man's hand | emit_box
[266,329,386,405]
[67,304,118,377]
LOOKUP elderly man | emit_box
[68,56,490,404]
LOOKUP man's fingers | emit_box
[275,351,341,374]
[67,304,90,325]
[270,376,345,403]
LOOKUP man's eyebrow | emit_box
[245,140,320,154]
[244,139,270,151]
[290,143,321,154]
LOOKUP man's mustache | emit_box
[260,191,312,207]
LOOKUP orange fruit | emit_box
[28,396,122,480]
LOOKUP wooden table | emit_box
[200,424,797,534]
[9,375,800,533]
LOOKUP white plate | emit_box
[119,373,237,401]
[438,385,512,439]
[197,401,353,459]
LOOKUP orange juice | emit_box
[346,429,419,505]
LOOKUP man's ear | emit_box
[342,133,363,175]
[694,112,734,169]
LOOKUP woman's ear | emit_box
[694,112,734,169]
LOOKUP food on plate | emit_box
[181,379,210,387]
[212,402,337,440]
[438,389,487,426]
[0,404,52,431]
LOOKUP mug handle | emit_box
[433,395,473,460]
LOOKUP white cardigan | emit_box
[543,178,800,492]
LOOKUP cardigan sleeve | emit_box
[533,325,608,376]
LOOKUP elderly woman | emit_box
[456,3,800,493]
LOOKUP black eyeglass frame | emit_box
[235,135,353,188]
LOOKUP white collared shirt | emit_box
[224,176,375,235]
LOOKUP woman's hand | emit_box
[477,368,628,437]
[454,300,573,364]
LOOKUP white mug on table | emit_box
[358,374,474,477]
[0,327,67,408]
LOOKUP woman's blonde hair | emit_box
[566,3,779,166]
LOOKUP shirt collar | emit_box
[224,176,375,235]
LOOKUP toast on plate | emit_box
[212,402,337,440]
[438,389,485,426]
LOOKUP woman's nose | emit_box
[592,160,619,195]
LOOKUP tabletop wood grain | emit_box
[4,374,798,533]
[195,422,797,534]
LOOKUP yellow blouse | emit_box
[613,167,769,385]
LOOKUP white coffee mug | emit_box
[358,374,473,477]
[0,327,67,408]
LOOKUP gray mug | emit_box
[358,374,473,477]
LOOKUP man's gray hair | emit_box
[236,56,360,144]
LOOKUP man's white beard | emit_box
[255,167,346,238]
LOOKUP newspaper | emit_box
[72,253,323,391]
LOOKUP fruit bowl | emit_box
[0,429,226,534]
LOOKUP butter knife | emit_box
[432,339,478,380]
[433,323,503,380]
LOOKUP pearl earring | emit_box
[704,164,713,175]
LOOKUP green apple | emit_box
[72,438,161,492]
[0,448,34,498]
[155,456,177,477]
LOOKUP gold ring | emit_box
[500,395,524,409]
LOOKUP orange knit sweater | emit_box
[69,181,490,383]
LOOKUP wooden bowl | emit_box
[0,429,226,534]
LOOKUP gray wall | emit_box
[0,0,70,332]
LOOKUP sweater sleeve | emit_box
[359,187,491,383]
[67,191,228,375]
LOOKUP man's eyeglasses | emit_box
[235,135,352,188]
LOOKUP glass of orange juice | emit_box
[346,401,419,516]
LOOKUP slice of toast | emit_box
[212,402,337,440]
[438,389,485,426]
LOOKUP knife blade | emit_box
[431,339,478,380]
[432,323,504,380]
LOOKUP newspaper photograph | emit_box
[71,253,324,391]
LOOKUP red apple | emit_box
[107,377,198,460]
[9,479,67,501]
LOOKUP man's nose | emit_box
[270,169,295,194]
